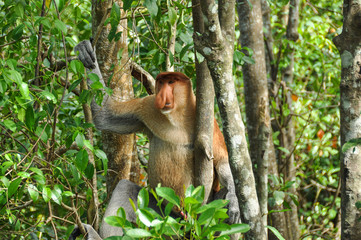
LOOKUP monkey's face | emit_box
[154,72,191,115]
[155,78,175,114]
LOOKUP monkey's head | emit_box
[154,72,192,114]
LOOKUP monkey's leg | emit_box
[99,179,142,238]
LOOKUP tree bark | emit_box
[260,1,289,238]
[195,0,266,239]
[280,1,300,239]
[333,1,361,239]
[92,0,140,195]
[237,0,272,231]
[192,0,214,202]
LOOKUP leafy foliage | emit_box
[103,185,250,240]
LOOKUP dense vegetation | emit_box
[0,0,343,239]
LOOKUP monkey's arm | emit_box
[74,40,146,134]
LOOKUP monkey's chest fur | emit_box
[148,136,194,198]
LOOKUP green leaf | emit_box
[214,209,229,219]
[110,2,121,22]
[342,138,361,153]
[40,90,57,103]
[180,44,192,60]
[8,178,22,198]
[84,140,94,151]
[91,81,103,90]
[144,0,158,18]
[1,161,13,176]
[126,228,152,238]
[19,82,30,99]
[54,19,67,34]
[117,207,127,219]
[51,186,62,205]
[75,133,84,148]
[123,0,133,11]
[15,4,24,18]
[96,149,108,174]
[88,73,100,83]
[104,216,125,227]
[273,191,285,205]
[164,202,174,216]
[69,79,82,92]
[137,209,154,227]
[266,226,285,240]
[12,24,24,40]
[196,199,228,213]
[1,176,10,187]
[6,69,22,84]
[30,167,44,176]
[168,6,177,26]
[104,236,123,240]
[25,106,35,131]
[36,126,48,142]
[138,188,149,208]
[17,171,30,178]
[3,119,16,132]
[28,184,39,202]
[209,223,231,232]
[42,187,52,203]
[70,60,85,74]
[75,149,88,172]
[278,147,290,154]
[156,187,180,207]
[220,223,250,236]
[356,201,361,209]
[198,208,215,225]
[196,51,205,63]
[84,164,94,179]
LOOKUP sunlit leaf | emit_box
[266,226,285,240]
[54,19,67,34]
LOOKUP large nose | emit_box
[154,84,174,109]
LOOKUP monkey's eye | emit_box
[168,80,175,84]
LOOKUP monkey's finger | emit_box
[78,50,95,69]
[84,40,96,63]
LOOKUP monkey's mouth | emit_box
[160,108,173,114]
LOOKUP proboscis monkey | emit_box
[70,40,240,240]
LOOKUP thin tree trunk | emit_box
[280,1,300,239]
[260,1,289,238]
[333,1,361,239]
[194,0,266,239]
[166,22,177,72]
[92,0,140,195]
[237,0,272,232]
[192,0,214,202]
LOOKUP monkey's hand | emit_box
[225,192,240,224]
[74,40,96,69]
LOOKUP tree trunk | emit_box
[92,0,140,195]
[195,0,266,239]
[260,1,289,238]
[237,0,272,231]
[333,1,361,239]
[192,0,214,202]
[279,1,300,239]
